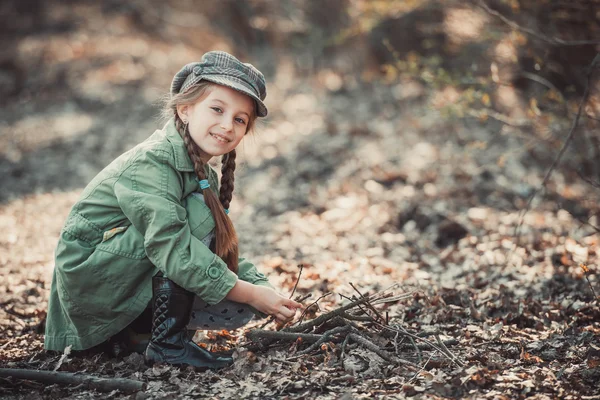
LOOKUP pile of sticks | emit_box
[245,284,464,371]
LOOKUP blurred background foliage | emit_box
[0,0,598,202]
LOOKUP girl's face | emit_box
[179,85,254,162]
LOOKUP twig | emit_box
[289,264,304,299]
[293,292,332,326]
[476,0,600,46]
[382,324,465,367]
[580,264,599,303]
[349,283,387,325]
[347,333,419,369]
[338,293,375,323]
[408,335,422,364]
[296,294,312,303]
[386,321,422,363]
[316,316,360,332]
[519,71,562,94]
[371,292,415,305]
[255,316,275,330]
[340,312,374,322]
[398,339,460,351]
[0,368,145,393]
[577,169,600,189]
[408,351,437,384]
[246,330,323,343]
[435,334,462,367]
[559,205,600,234]
[283,296,372,334]
[466,109,530,128]
[340,335,351,360]
[513,53,600,247]
[294,325,351,356]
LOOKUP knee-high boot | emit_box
[144,275,233,369]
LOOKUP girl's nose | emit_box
[220,119,233,131]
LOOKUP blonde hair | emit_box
[164,81,257,273]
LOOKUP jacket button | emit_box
[207,266,221,279]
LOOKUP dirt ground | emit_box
[1,1,600,399]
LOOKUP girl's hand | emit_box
[249,286,303,323]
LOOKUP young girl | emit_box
[45,51,303,369]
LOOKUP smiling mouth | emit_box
[210,133,231,143]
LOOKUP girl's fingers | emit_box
[277,314,288,323]
[280,307,295,319]
[284,299,303,309]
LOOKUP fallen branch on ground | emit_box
[0,368,146,393]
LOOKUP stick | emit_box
[580,264,600,303]
[294,325,351,356]
[476,0,600,46]
[341,312,374,322]
[0,368,146,393]
[513,53,600,247]
[347,333,419,369]
[349,283,387,325]
[338,293,375,323]
[293,292,332,326]
[283,296,371,333]
[408,351,437,384]
[246,330,323,343]
[381,325,465,367]
[398,339,459,351]
[289,264,304,299]
[435,334,464,367]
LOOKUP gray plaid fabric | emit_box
[171,51,268,117]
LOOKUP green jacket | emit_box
[45,119,271,351]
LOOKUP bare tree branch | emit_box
[513,54,600,245]
[476,0,600,46]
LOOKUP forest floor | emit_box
[1,1,600,399]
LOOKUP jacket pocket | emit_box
[80,224,153,320]
[55,227,153,322]
[185,193,215,243]
[102,226,129,243]
[97,224,146,259]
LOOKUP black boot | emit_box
[144,275,233,369]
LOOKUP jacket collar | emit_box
[164,119,195,172]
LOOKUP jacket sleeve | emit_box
[238,258,273,288]
[113,148,238,305]
[238,258,274,318]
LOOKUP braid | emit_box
[176,114,239,273]
[219,150,236,210]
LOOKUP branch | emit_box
[294,292,332,326]
[513,54,600,245]
[289,264,304,299]
[349,283,387,325]
[381,325,465,367]
[283,296,371,333]
[347,333,419,369]
[246,330,323,343]
[0,368,146,393]
[295,325,351,356]
[476,0,600,46]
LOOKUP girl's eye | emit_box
[211,107,223,113]
[235,118,247,125]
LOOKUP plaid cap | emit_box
[171,51,268,117]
